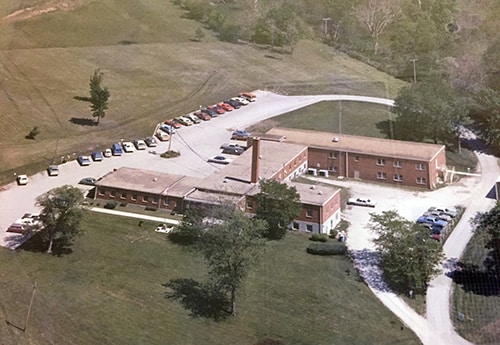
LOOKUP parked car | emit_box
[47,165,60,176]
[347,197,376,207]
[156,130,170,141]
[176,116,193,126]
[201,108,218,117]
[112,143,123,156]
[77,155,91,166]
[231,96,249,105]
[92,151,104,161]
[217,102,234,111]
[7,223,28,234]
[144,136,158,147]
[239,91,256,101]
[417,216,448,228]
[194,111,211,121]
[208,155,233,165]
[208,104,226,114]
[186,113,201,124]
[16,174,28,185]
[134,139,147,150]
[79,177,97,186]
[103,148,112,157]
[224,99,241,109]
[428,206,458,218]
[160,124,176,134]
[423,210,452,222]
[165,119,182,129]
[220,143,245,155]
[231,130,251,140]
[122,142,135,153]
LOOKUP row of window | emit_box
[376,172,427,184]
[98,188,174,205]
[327,152,426,171]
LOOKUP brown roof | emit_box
[96,167,186,194]
[288,182,340,206]
[163,176,201,198]
[266,128,445,162]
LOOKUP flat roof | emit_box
[288,182,340,206]
[266,128,445,162]
[96,167,186,194]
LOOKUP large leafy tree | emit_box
[199,209,267,316]
[371,210,444,293]
[88,68,110,124]
[254,179,301,240]
[472,202,500,277]
[471,88,500,152]
[36,185,84,254]
[391,76,469,143]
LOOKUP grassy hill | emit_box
[0,211,420,345]
[0,0,405,185]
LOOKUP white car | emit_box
[134,139,147,150]
[122,142,135,153]
[231,96,250,105]
[347,197,376,208]
[16,174,28,185]
[186,113,201,124]
[176,116,193,126]
[155,223,174,234]
[103,148,112,157]
[428,206,457,218]
[208,155,233,165]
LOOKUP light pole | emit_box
[322,18,331,39]
[410,58,418,83]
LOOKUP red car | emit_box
[217,102,234,111]
[194,111,211,121]
[165,119,182,129]
[208,104,226,114]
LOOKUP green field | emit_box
[0,211,420,345]
[0,0,405,185]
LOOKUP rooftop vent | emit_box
[310,185,316,190]
[153,177,158,182]
[332,137,339,142]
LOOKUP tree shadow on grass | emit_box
[450,264,500,296]
[69,117,97,126]
[162,278,230,321]
[19,232,73,257]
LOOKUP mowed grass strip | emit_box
[0,211,420,345]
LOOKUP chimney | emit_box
[251,137,260,183]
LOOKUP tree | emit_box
[194,27,205,41]
[254,179,301,240]
[199,209,267,315]
[36,185,84,253]
[88,69,110,125]
[472,202,500,277]
[482,38,500,91]
[371,210,444,293]
[27,126,40,140]
[391,76,469,143]
[354,0,402,54]
[471,88,500,152]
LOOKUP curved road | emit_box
[1,90,494,344]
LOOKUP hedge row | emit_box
[306,242,347,256]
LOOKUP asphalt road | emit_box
[1,91,495,345]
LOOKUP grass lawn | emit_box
[452,230,500,344]
[0,211,421,345]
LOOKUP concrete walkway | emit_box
[89,207,181,225]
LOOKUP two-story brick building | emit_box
[266,128,447,189]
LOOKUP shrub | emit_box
[119,202,127,207]
[307,242,347,256]
[104,201,118,209]
[309,233,328,242]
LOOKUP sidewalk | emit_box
[89,207,181,225]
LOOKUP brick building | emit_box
[266,128,447,189]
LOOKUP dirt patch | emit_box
[3,0,90,23]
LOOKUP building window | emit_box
[416,177,427,185]
[247,200,253,210]
[329,152,337,159]
[143,195,149,203]
[292,222,299,230]
[306,224,313,232]
[394,174,404,182]
[120,192,127,199]
[152,196,159,204]
[164,197,169,206]
[306,209,313,218]
[393,160,402,168]
[110,190,116,198]
[377,158,385,166]
[355,155,360,162]
[131,193,137,201]
[416,163,425,171]
[377,172,387,180]
[328,166,337,172]
[98,188,105,196]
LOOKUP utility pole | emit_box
[410,58,418,83]
[322,18,331,39]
